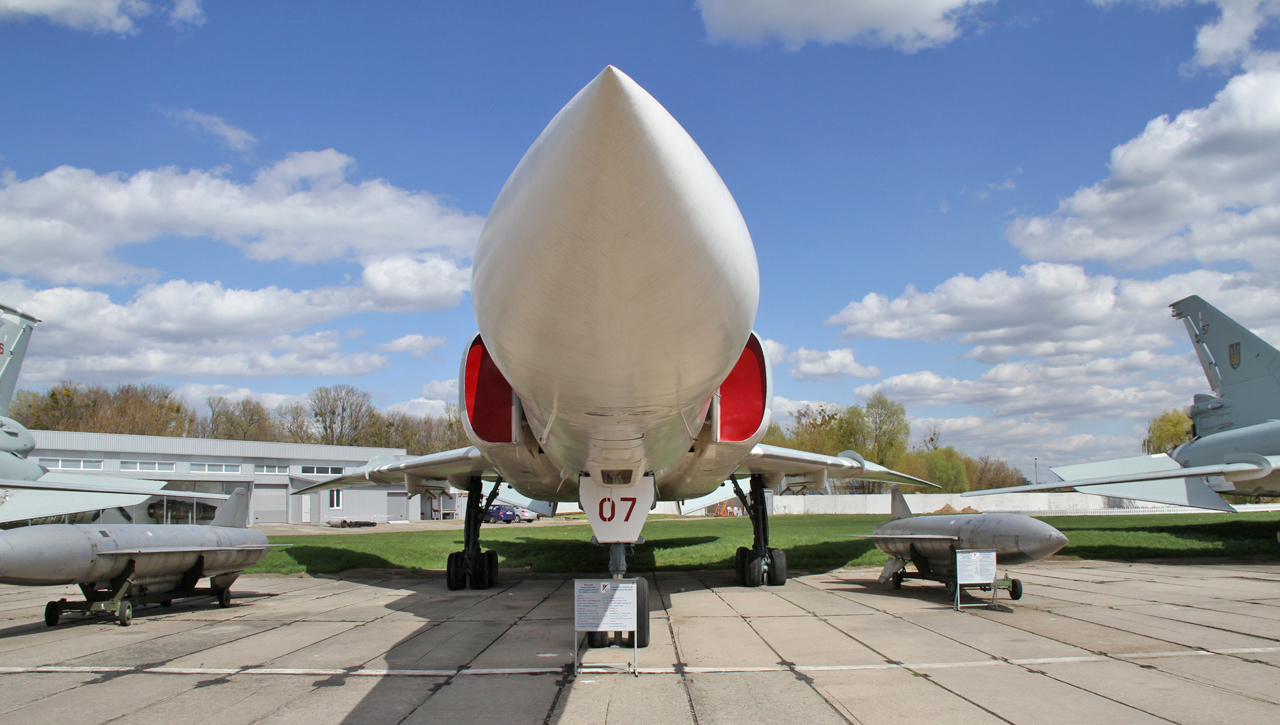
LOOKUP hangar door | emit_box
[253,483,289,524]
[387,492,408,522]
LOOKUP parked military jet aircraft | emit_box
[965,296,1280,511]
[297,66,933,647]
[0,303,229,524]
[864,487,1067,598]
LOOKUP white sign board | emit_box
[956,550,997,585]
[575,579,637,632]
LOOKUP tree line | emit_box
[761,392,1027,493]
[10,382,470,456]
[13,381,1034,490]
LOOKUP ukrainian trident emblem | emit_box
[1229,342,1241,370]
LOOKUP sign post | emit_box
[573,579,639,676]
[954,549,999,611]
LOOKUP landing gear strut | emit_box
[446,477,501,591]
[732,475,786,587]
[585,542,650,648]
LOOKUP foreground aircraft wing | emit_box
[959,453,1280,512]
[292,446,494,494]
[0,476,231,501]
[736,444,938,488]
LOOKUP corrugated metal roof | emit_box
[30,430,405,462]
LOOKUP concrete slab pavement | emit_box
[0,558,1276,723]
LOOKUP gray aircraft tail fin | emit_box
[0,304,40,417]
[1172,296,1280,396]
[212,486,252,528]
[889,486,913,520]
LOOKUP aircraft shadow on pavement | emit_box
[483,535,719,575]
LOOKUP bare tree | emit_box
[206,396,279,441]
[309,384,376,446]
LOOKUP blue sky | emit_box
[4,1,1280,474]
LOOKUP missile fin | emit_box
[211,487,251,528]
[890,486,913,521]
[878,558,907,584]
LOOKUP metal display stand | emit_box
[954,549,1001,611]
[573,579,639,676]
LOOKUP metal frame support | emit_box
[731,474,773,580]
[609,542,627,579]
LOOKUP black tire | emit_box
[1009,578,1023,601]
[891,571,903,590]
[735,547,749,586]
[621,577,650,648]
[446,551,465,590]
[161,600,173,608]
[44,601,59,627]
[586,631,610,648]
[945,581,957,600]
[469,551,491,590]
[766,549,787,586]
[746,554,765,587]
[485,550,499,588]
[217,588,232,608]
[117,600,133,627]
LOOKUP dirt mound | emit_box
[927,504,982,515]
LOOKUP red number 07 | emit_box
[599,497,639,522]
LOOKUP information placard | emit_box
[956,550,997,585]
[574,579,637,632]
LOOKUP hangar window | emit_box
[302,466,344,475]
[120,461,176,472]
[190,463,240,474]
[254,464,288,474]
[40,458,103,470]
[329,489,342,509]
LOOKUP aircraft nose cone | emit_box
[473,65,759,413]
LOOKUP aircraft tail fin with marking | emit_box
[0,304,40,417]
[889,486,913,521]
[1171,297,1280,431]
[212,487,252,528]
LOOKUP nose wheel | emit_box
[731,475,787,587]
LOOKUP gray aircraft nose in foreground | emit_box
[862,488,1068,598]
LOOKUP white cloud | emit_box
[1008,55,1280,270]
[0,0,148,33]
[789,347,881,380]
[0,150,484,285]
[165,109,254,151]
[419,379,458,400]
[771,395,840,421]
[0,0,200,33]
[910,414,1138,471]
[168,0,200,26]
[386,397,449,419]
[375,334,446,358]
[697,0,996,52]
[1097,1,1280,68]
[829,264,1280,364]
[760,337,788,368]
[859,353,1198,422]
[175,383,305,412]
[0,278,427,382]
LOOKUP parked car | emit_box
[484,505,517,524]
[512,507,539,522]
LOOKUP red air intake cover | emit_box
[719,335,767,442]
[464,337,514,443]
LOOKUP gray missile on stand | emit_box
[859,487,1069,599]
[0,487,276,626]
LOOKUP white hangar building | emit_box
[27,431,457,525]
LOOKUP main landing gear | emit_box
[446,477,501,591]
[732,475,787,587]
[585,542,650,649]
